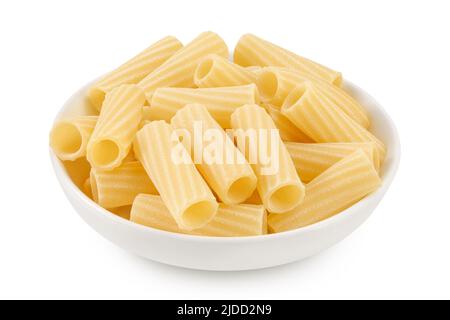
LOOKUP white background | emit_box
[1,0,449,300]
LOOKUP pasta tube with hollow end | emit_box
[194,54,257,88]
[285,142,378,182]
[63,157,91,189]
[230,104,305,213]
[50,116,98,161]
[282,82,386,163]
[134,121,218,230]
[87,84,145,170]
[257,67,370,128]
[90,161,158,208]
[264,104,313,143]
[148,84,259,128]
[88,36,183,110]
[268,149,381,232]
[234,34,342,87]
[138,31,228,101]
[171,104,257,204]
[131,194,267,236]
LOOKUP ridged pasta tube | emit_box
[87,84,145,170]
[148,84,259,128]
[88,36,183,110]
[131,194,267,236]
[257,67,370,128]
[194,54,257,88]
[90,161,158,208]
[134,121,218,230]
[138,31,228,101]
[171,104,257,204]
[230,104,305,213]
[268,149,381,232]
[264,104,313,143]
[234,34,342,87]
[50,116,98,161]
[285,142,378,182]
[282,82,386,163]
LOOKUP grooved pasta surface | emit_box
[268,150,381,232]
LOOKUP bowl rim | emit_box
[50,80,401,243]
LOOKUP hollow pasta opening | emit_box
[257,71,278,101]
[195,58,214,82]
[50,123,82,157]
[268,184,304,213]
[90,139,120,168]
[282,84,307,111]
[182,201,217,229]
[226,176,256,204]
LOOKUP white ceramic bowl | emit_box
[50,80,400,271]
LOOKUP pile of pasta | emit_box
[50,32,385,237]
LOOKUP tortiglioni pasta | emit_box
[134,120,218,230]
[171,104,257,204]
[138,31,228,102]
[194,54,257,88]
[50,116,98,161]
[90,161,158,208]
[281,82,386,163]
[148,84,259,128]
[87,84,145,170]
[88,36,183,110]
[268,149,381,232]
[131,194,267,236]
[231,104,305,213]
[234,34,342,86]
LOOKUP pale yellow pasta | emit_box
[171,104,257,204]
[52,32,387,238]
[83,178,92,199]
[230,104,305,213]
[285,142,378,182]
[109,206,132,220]
[88,36,183,111]
[90,161,158,208]
[50,116,98,161]
[257,67,370,128]
[148,84,259,128]
[194,54,257,88]
[63,157,91,189]
[138,31,228,102]
[245,66,263,74]
[264,104,313,143]
[131,194,267,236]
[244,191,263,205]
[87,84,145,170]
[142,106,156,122]
[123,149,137,162]
[234,34,342,86]
[134,121,218,230]
[282,82,386,163]
[268,149,381,232]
